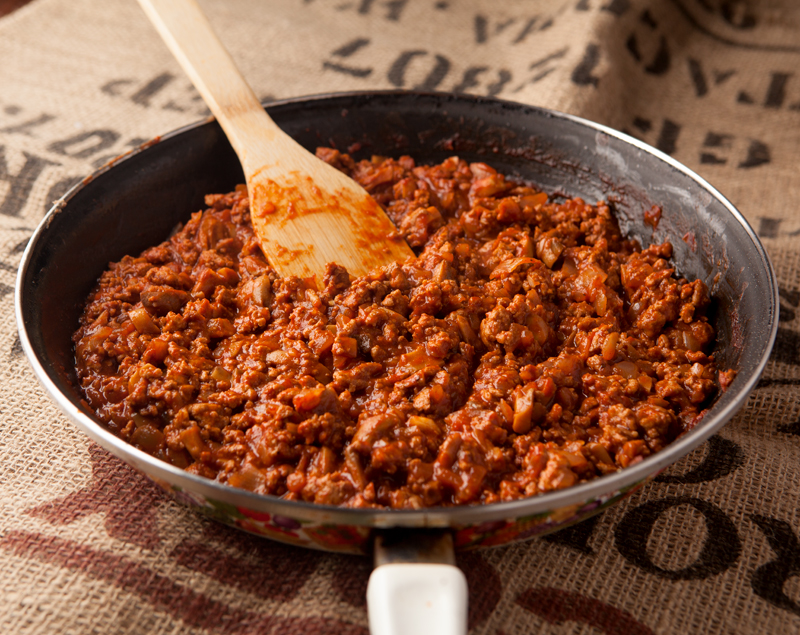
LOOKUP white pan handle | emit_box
[367,563,468,635]
[367,531,468,635]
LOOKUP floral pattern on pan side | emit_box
[154,474,648,554]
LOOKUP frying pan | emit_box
[16,91,778,634]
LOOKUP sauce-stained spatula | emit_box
[137,0,414,286]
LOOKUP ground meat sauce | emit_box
[74,150,722,509]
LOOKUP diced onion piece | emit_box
[345,447,367,489]
[211,366,231,382]
[228,463,266,492]
[575,263,608,297]
[408,416,441,435]
[180,425,207,460]
[513,385,537,434]
[614,361,639,379]
[312,446,337,475]
[519,192,548,210]
[129,307,160,335]
[455,314,478,345]
[498,399,514,426]
[528,314,550,346]
[561,257,578,277]
[490,257,538,279]
[602,332,620,361]
[594,289,608,316]
[562,450,589,471]
[267,350,290,364]
[682,330,702,352]
[536,235,565,268]
[398,346,441,373]
[585,443,615,467]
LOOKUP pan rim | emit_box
[15,89,780,528]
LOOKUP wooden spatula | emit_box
[137,0,414,286]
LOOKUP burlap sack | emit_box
[1,0,799,633]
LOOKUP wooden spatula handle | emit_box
[137,0,415,283]
[137,0,282,174]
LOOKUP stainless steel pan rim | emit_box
[15,90,779,530]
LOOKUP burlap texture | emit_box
[1,0,799,633]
